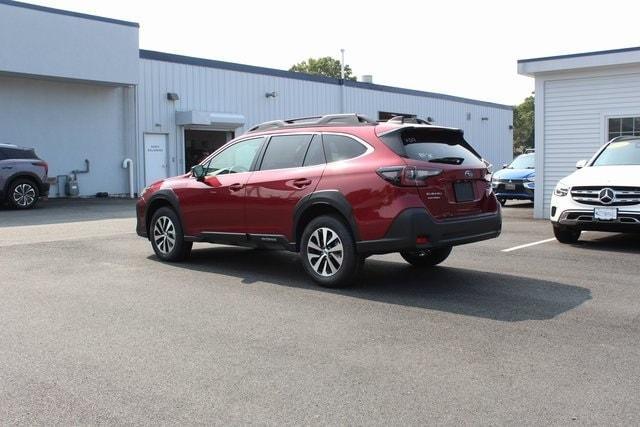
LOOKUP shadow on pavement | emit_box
[503,201,534,209]
[576,232,640,254]
[152,246,592,322]
[0,198,135,227]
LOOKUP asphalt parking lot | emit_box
[1,199,639,424]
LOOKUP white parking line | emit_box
[501,238,556,253]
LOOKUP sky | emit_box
[27,0,640,106]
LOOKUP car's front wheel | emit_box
[553,224,581,244]
[8,179,39,209]
[150,207,192,262]
[400,246,452,267]
[300,215,362,288]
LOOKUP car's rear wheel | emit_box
[553,224,581,244]
[300,215,362,288]
[8,179,39,209]
[150,207,192,262]
[498,198,507,206]
[400,246,452,267]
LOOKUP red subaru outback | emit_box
[136,114,501,287]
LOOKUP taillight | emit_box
[376,166,442,186]
[32,161,48,175]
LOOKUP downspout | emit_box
[122,158,134,198]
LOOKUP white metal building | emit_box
[518,47,640,219]
[1,0,513,198]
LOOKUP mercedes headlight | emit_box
[554,181,569,197]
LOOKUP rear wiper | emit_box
[428,157,464,165]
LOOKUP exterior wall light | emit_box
[265,91,278,98]
[167,92,180,101]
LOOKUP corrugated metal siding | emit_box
[137,58,513,191]
[542,72,640,216]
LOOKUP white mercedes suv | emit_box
[550,136,640,243]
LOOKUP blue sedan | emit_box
[491,153,535,206]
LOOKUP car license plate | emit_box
[594,207,617,221]
[505,183,516,190]
[454,182,475,202]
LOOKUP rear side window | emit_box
[381,128,484,167]
[322,134,367,163]
[260,134,313,170]
[1,147,38,160]
[303,135,325,167]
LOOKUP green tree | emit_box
[289,57,356,80]
[513,95,535,156]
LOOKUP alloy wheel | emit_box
[153,216,176,255]
[306,227,344,277]
[13,183,36,208]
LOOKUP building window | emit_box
[608,116,640,141]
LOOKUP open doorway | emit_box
[184,129,233,172]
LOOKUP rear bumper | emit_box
[39,182,50,196]
[356,208,502,255]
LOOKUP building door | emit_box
[144,133,168,186]
[184,129,233,172]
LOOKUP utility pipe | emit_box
[122,158,134,198]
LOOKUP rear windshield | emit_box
[380,128,484,167]
[0,147,38,160]
[592,139,640,166]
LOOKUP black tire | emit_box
[400,246,453,267]
[300,215,362,288]
[8,178,40,209]
[150,207,192,262]
[498,198,507,207]
[553,224,581,244]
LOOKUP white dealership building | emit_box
[518,47,640,219]
[0,0,513,197]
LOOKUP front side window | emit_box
[322,134,367,163]
[608,117,640,141]
[592,139,640,166]
[260,134,313,171]
[203,137,264,176]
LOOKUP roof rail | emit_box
[247,113,376,133]
[386,115,432,125]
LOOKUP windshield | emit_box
[592,140,640,166]
[508,154,535,169]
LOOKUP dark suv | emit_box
[0,144,49,209]
[136,114,501,287]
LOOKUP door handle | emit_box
[293,178,312,189]
[1,166,12,170]
[229,183,244,192]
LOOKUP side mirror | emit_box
[575,160,587,169]
[502,164,508,169]
[191,164,205,181]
